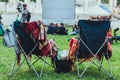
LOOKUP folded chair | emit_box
[9,20,57,77]
[74,20,113,79]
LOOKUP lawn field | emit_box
[0,31,120,80]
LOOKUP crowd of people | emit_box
[47,22,68,35]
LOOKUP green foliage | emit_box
[117,0,120,5]
[0,0,8,2]
[31,0,36,2]
[102,0,120,5]
[19,0,24,2]
[102,0,109,3]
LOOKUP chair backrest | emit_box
[13,21,58,57]
[77,20,110,58]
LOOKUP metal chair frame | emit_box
[75,20,113,79]
[10,40,53,77]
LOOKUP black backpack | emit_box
[52,56,73,73]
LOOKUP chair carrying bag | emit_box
[52,57,73,73]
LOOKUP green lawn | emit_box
[0,32,120,80]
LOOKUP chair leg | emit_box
[17,49,39,77]
[76,54,90,78]
[10,57,17,76]
[76,56,80,78]
[81,38,113,78]
[10,40,40,77]
[24,54,39,77]
[90,57,104,71]
[94,57,113,79]
[75,50,80,78]
[32,56,53,68]
[40,56,47,77]
[17,41,39,77]
[32,57,41,65]
[98,57,103,71]
[79,61,93,78]
[23,53,31,69]
[17,41,31,70]
[106,52,113,79]
[10,56,26,76]
[19,54,39,77]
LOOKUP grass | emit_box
[0,28,120,80]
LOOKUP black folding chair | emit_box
[10,21,57,77]
[75,20,113,79]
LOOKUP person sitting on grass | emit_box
[55,23,68,35]
[47,23,56,34]
[69,24,78,35]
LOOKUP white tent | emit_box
[78,5,111,20]
[85,5,111,16]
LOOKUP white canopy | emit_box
[85,5,111,16]
[78,5,111,20]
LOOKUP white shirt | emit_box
[21,8,29,22]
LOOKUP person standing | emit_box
[21,4,31,22]
[0,14,3,24]
[17,2,22,13]
[0,14,4,36]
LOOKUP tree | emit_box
[101,0,109,3]
[31,0,36,2]
[0,0,8,2]
[102,0,120,6]
[117,0,120,5]
[19,0,24,2]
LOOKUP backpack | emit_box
[3,25,16,47]
[52,56,73,73]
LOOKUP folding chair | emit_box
[9,20,57,77]
[75,20,113,79]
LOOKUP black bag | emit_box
[52,57,73,73]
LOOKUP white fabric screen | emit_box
[42,0,75,25]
